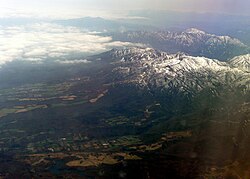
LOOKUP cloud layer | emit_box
[0,23,141,66]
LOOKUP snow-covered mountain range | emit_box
[111,28,250,61]
[96,47,250,94]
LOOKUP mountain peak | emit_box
[184,28,206,34]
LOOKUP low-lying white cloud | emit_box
[0,23,142,66]
[57,59,91,64]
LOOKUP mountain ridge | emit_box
[111,28,249,61]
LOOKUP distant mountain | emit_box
[110,28,250,61]
[54,17,154,32]
[0,17,42,26]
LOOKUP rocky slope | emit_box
[229,54,250,72]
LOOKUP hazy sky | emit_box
[0,0,249,19]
